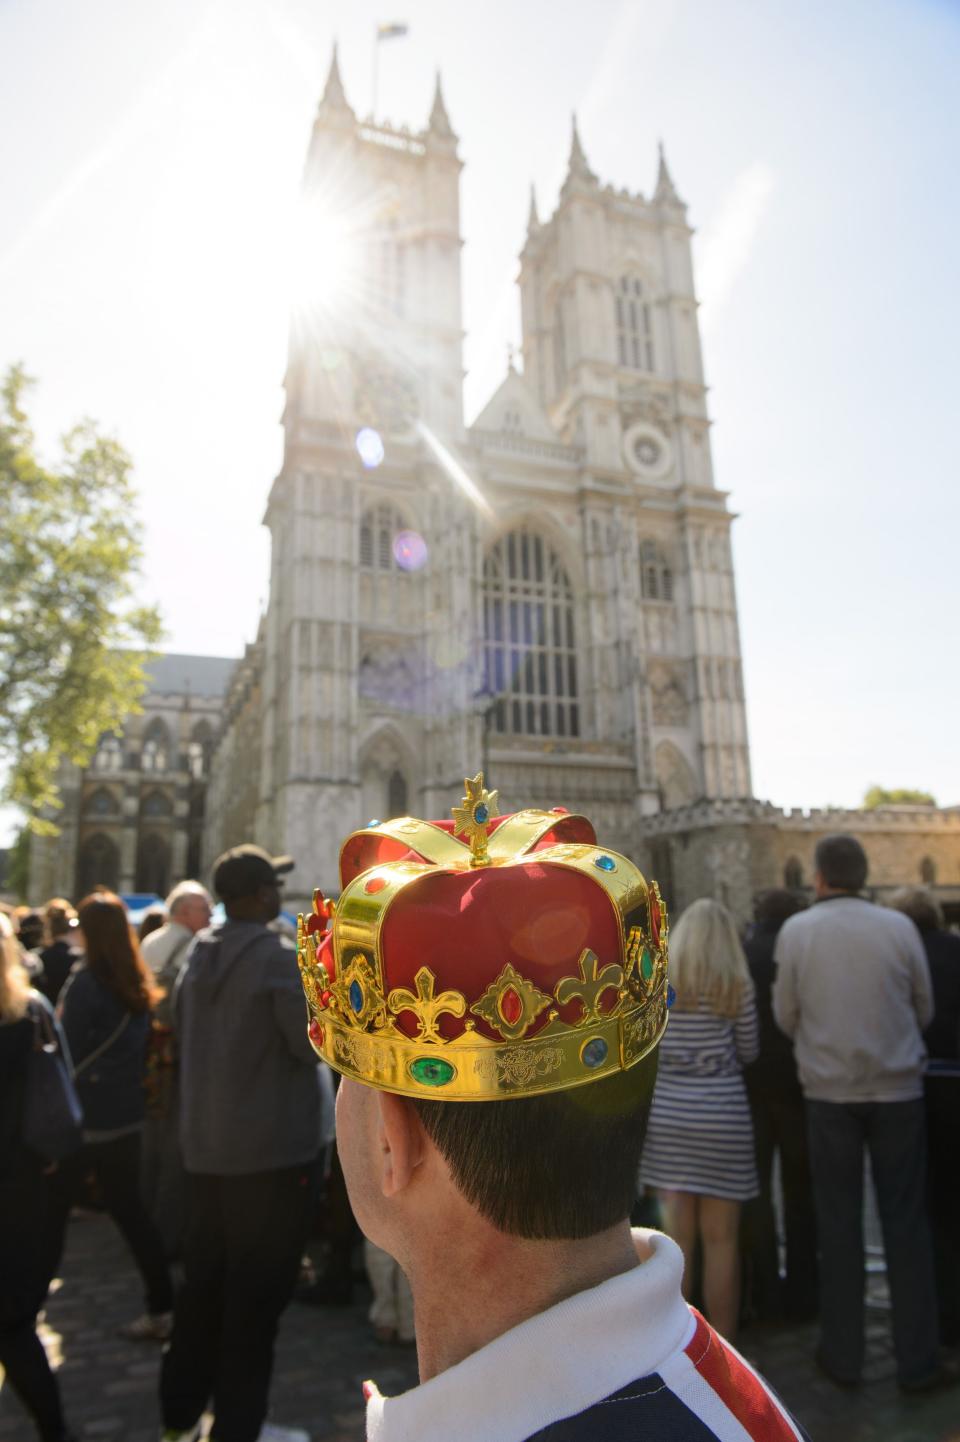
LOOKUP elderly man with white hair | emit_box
[141,882,213,991]
[138,880,213,1275]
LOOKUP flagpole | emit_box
[372,27,379,121]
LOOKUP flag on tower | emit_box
[377,22,409,40]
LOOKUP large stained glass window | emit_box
[482,529,579,739]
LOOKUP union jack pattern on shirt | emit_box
[526,1311,809,1441]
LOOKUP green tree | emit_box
[863,785,936,809]
[0,365,162,830]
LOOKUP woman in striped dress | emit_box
[640,898,760,1339]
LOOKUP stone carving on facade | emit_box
[649,663,689,727]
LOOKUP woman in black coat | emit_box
[889,886,960,1346]
[52,891,174,1340]
[0,911,76,1442]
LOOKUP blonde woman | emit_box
[639,898,759,1339]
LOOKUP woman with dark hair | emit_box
[52,892,174,1341]
[0,911,77,1442]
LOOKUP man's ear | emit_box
[377,1091,426,1198]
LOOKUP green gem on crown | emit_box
[410,1056,456,1088]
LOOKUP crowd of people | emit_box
[0,829,958,1441]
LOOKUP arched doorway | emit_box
[135,832,170,896]
[76,833,120,897]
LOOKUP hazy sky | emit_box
[2,0,958,833]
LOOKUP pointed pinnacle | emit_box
[527,182,540,231]
[320,40,350,111]
[567,111,595,182]
[429,69,454,135]
[656,138,680,202]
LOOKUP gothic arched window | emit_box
[553,299,567,393]
[141,719,171,773]
[784,857,804,890]
[360,505,407,572]
[92,735,123,773]
[616,276,654,371]
[135,832,170,896]
[141,789,173,819]
[77,832,120,897]
[388,770,408,818]
[187,720,215,779]
[920,856,937,886]
[84,786,119,818]
[482,529,579,739]
[639,540,673,602]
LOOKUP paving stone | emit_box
[2,1212,959,1442]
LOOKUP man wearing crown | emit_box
[297,775,808,1441]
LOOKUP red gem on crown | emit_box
[499,986,523,1026]
[650,894,661,948]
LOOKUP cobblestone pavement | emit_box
[1,1213,958,1442]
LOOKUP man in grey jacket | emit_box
[159,845,320,1442]
[773,833,948,1394]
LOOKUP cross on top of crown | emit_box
[452,772,500,867]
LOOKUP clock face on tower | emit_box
[351,353,420,439]
[622,420,674,483]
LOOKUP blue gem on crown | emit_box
[581,1037,608,1069]
[366,819,381,828]
[474,803,489,825]
[349,980,364,1014]
[594,855,616,872]
[666,984,677,1009]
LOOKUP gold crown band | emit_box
[302,986,668,1100]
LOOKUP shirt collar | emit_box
[365,1228,693,1442]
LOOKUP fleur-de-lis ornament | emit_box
[388,966,467,1043]
[554,948,624,1024]
[452,772,499,867]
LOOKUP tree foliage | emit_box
[0,365,162,829]
[863,785,936,810]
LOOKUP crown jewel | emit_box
[297,772,669,1100]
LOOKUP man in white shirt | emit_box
[773,833,948,1393]
[139,880,212,1260]
[294,775,807,1442]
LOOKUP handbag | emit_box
[22,1000,84,1162]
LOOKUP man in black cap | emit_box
[159,845,320,1442]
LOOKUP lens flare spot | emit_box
[393,530,428,571]
[356,427,385,469]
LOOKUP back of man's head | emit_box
[753,888,807,931]
[814,834,868,893]
[410,1052,658,1240]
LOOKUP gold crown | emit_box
[297,775,670,1101]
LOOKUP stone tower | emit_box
[517,124,751,806]
[225,61,752,907]
[255,52,480,896]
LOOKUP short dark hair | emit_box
[754,888,807,930]
[411,1050,658,1239]
[814,834,868,891]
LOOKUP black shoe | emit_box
[814,1348,860,1389]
